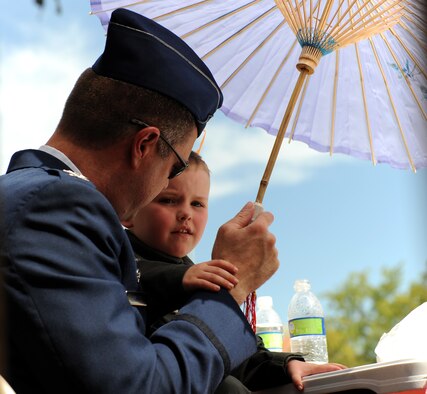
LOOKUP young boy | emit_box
[124,151,345,392]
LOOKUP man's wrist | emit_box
[229,286,249,306]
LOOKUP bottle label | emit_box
[257,331,283,351]
[288,317,326,337]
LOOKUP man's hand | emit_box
[182,260,239,292]
[212,202,279,305]
[287,360,347,390]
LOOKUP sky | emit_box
[1,0,426,329]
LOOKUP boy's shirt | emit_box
[126,230,193,331]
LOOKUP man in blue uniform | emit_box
[0,8,279,394]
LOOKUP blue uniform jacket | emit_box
[0,150,257,394]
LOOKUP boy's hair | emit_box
[56,68,195,156]
[189,151,210,177]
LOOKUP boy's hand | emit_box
[182,260,239,292]
[287,360,347,391]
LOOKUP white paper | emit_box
[375,302,427,362]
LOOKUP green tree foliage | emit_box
[324,262,427,367]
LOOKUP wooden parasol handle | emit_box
[255,69,310,204]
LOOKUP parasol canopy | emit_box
[90,0,427,179]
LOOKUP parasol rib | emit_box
[289,75,311,142]
[201,6,277,60]
[276,0,322,35]
[294,0,306,32]
[334,2,403,46]
[390,27,426,81]
[89,0,152,14]
[245,40,299,128]
[330,49,339,156]
[355,42,376,164]
[398,19,427,54]
[331,0,401,39]
[221,21,286,89]
[408,0,425,10]
[369,37,417,172]
[401,14,427,38]
[276,1,299,34]
[195,130,207,154]
[349,0,375,164]
[402,2,426,26]
[153,0,216,21]
[337,12,403,48]
[329,1,346,157]
[318,0,336,33]
[327,0,357,32]
[309,0,313,31]
[301,0,308,29]
[380,32,427,121]
[314,0,322,32]
[179,0,265,39]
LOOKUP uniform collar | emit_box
[39,145,82,175]
[6,149,72,174]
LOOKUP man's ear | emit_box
[121,219,133,229]
[131,126,160,167]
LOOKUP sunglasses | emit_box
[130,118,189,179]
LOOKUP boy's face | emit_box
[130,165,210,258]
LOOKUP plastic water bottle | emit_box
[256,296,283,352]
[288,279,329,363]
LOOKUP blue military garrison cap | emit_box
[92,8,223,136]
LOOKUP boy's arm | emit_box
[230,336,305,391]
[137,258,238,323]
[126,230,193,318]
[137,258,192,321]
[231,336,346,392]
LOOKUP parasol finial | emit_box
[297,45,323,73]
